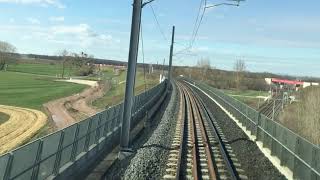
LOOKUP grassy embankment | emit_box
[221,89,269,109]
[93,68,160,109]
[7,61,76,76]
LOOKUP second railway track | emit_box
[163,81,248,180]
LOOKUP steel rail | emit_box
[182,84,199,180]
[185,88,217,180]
[184,81,240,180]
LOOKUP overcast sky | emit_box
[0,0,319,77]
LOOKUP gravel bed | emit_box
[123,82,179,179]
[193,87,286,180]
[106,82,179,180]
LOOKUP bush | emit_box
[279,86,320,144]
[75,65,94,76]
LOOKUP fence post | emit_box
[103,111,110,137]
[53,131,65,176]
[31,140,43,180]
[272,100,276,120]
[84,119,93,152]
[255,112,261,141]
[293,137,300,179]
[270,122,277,156]
[70,124,80,162]
[3,153,13,180]
[95,114,103,151]
[311,147,317,179]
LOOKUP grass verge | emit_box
[221,89,268,109]
[93,70,159,109]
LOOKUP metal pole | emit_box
[119,0,142,156]
[162,58,165,76]
[168,26,175,82]
[282,93,285,110]
[272,100,276,120]
[257,90,261,109]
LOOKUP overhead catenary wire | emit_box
[140,21,147,92]
[174,0,243,57]
[143,2,168,73]
[149,3,168,42]
[173,0,206,56]
[189,0,207,49]
[189,0,205,47]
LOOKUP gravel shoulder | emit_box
[123,82,179,179]
[192,86,286,180]
[101,82,178,179]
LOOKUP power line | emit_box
[173,0,206,56]
[149,4,168,42]
[190,0,207,49]
[189,0,204,47]
[174,0,244,56]
[140,22,147,92]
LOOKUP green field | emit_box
[7,63,75,76]
[222,89,269,97]
[93,69,159,109]
[220,89,269,109]
[0,71,86,110]
[81,67,118,81]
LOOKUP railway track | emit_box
[259,93,283,119]
[163,81,247,180]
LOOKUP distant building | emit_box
[265,78,319,91]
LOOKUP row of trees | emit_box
[0,41,95,77]
[0,41,17,71]
[196,58,247,89]
[172,58,267,91]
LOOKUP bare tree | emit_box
[197,57,211,81]
[0,41,17,71]
[59,49,69,78]
[234,59,246,89]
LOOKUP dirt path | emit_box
[44,81,108,130]
[0,105,47,154]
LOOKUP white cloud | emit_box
[0,0,66,8]
[26,17,40,24]
[0,23,119,45]
[49,16,64,22]
[99,34,112,41]
[49,24,119,47]
[51,24,90,34]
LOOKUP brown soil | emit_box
[44,82,109,130]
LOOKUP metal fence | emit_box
[194,82,320,180]
[0,80,168,180]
